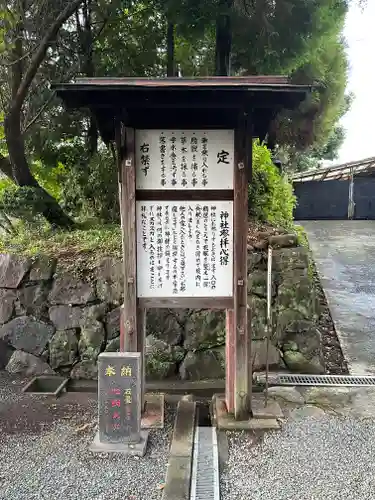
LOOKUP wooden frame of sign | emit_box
[116,115,252,420]
[52,76,311,423]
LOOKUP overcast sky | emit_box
[338,2,375,163]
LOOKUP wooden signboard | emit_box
[52,76,312,428]
[119,123,249,420]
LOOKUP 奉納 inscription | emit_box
[98,352,142,444]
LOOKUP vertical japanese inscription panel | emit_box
[233,114,250,419]
[136,201,233,298]
[98,352,142,444]
[117,125,137,352]
[135,130,234,190]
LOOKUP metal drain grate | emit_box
[276,374,375,387]
[190,427,220,500]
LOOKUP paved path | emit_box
[301,220,375,374]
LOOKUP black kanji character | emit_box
[217,150,230,164]
[140,143,150,153]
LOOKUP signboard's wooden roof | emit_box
[53,75,310,89]
[52,76,311,107]
[51,76,312,141]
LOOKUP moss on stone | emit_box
[283,350,324,374]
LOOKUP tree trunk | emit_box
[5,109,74,228]
[3,0,82,228]
[5,112,37,186]
[80,0,98,156]
[87,116,99,157]
[7,4,39,187]
[167,22,175,77]
[40,190,75,228]
[215,0,232,76]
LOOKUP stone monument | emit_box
[90,352,149,456]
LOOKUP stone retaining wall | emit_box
[0,230,324,380]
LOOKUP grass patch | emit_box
[0,220,122,264]
[293,223,316,280]
[293,223,309,247]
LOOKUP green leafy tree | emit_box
[0,0,364,226]
[0,0,86,227]
[277,125,346,173]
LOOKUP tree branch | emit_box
[22,92,55,134]
[11,3,24,100]
[10,0,83,113]
[93,18,109,42]
[4,44,39,67]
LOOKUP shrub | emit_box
[249,140,296,227]
[0,160,67,229]
[61,148,119,223]
[32,160,67,202]
[0,185,52,221]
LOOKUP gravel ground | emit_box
[0,373,173,500]
[221,413,375,500]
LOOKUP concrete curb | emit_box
[142,393,165,429]
[163,399,196,500]
[213,394,281,431]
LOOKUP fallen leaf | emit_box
[75,423,91,433]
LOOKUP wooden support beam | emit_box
[233,112,251,420]
[136,189,233,201]
[139,297,233,309]
[225,309,235,413]
[137,307,147,411]
[117,124,137,352]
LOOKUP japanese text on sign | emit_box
[105,363,134,432]
[136,201,233,298]
[135,130,234,190]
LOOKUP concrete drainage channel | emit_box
[22,375,69,396]
[255,373,375,387]
[163,398,220,500]
[164,375,375,499]
[190,403,220,500]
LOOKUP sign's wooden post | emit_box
[117,124,147,410]
[137,307,147,409]
[225,309,235,413]
[233,112,251,419]
[117,124,251,421]
[118,124,138,353]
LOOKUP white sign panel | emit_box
[135,130,234,190]
[136,201,233,298]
